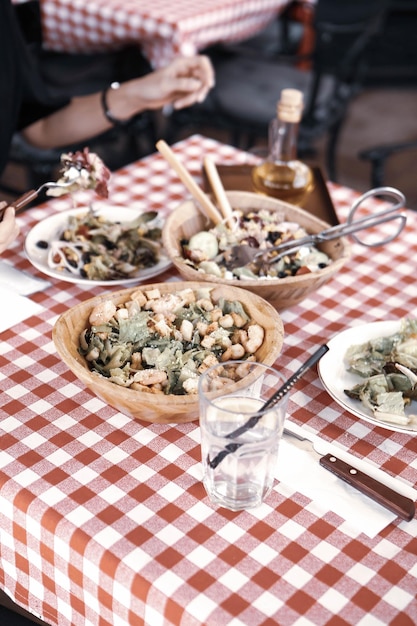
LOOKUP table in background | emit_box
[38,0,294,68]
[0,135,416,626]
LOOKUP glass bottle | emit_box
[252,88,314,206]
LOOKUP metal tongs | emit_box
[227,186,407,269]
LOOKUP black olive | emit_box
[36,240,49,249]
[266,231,284,244]
[245,236,259,248]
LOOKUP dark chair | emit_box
[362,0,417,88]
[358,140,417,188]
[0,1,157,199]
[356,2,417,190]
[164,0,389,182]
[211,2,312,62]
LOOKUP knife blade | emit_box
[283,421,416,522]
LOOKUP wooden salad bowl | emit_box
[162,191,351,311]
[53,281,284,424]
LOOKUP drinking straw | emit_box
[207,344,329,469]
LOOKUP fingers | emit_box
[169,55,215,109]
[172,89,207,109]
[0,205,20,253]
[127,54,215,113]
[190,55,215,88]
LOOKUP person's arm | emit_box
[0,204,20,253]
[21,55,215,150]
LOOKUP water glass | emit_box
[198,360,288,511]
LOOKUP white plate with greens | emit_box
[25,206,171,286]
[318,320,417,433]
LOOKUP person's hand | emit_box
[0,203,20,253]
[21,55,215,150]
[132,55,215,111]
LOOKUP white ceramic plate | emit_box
[25,207,171,286]
[318,320,417,434]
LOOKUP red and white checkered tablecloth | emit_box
[0,135,416,626]
[38,0,292,68]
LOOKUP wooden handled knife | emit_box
[284,421,415,522]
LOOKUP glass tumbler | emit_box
[198,360,288,511]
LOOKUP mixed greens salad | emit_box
[42,208,163,281]
[182,208,331,280]
[80,286,265,395]
[344,318,417,426]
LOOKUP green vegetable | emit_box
[79,287,262,396]
[187,231,219,259]
[344,318,417,427]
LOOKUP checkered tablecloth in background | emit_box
[0,135,416,625]
[38,0,291,67]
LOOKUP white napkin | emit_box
[276,434,417,537]
[0,260,50,295]
[0,285,44,333]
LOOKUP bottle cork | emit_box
[277,88,303,123]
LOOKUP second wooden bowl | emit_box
[162,191,351,311]
[53,281,285,424]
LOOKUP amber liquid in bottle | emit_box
[252,89,314,206]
